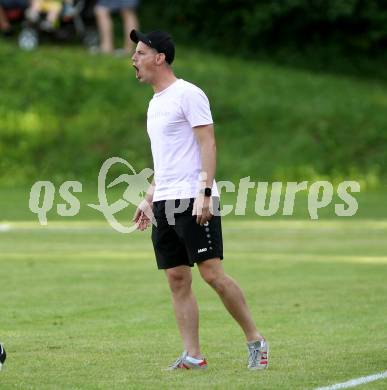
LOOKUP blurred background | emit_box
[1,0,387,218]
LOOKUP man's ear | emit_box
[155,52,166,65]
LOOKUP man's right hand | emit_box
[132,199,154,231]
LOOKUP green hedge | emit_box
[0,41,386,187]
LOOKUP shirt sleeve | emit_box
[181,86,213,128]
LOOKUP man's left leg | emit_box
[197,258,269,369]
[197,258,262,342]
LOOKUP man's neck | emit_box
[152,70,178,93]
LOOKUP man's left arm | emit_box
[193,124,217,225]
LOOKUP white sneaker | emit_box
[247,339,269,370]
[165,351,208,370]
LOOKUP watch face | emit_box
[204,187,212,197]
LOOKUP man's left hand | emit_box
[192,195,213,225]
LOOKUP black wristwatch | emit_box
[200,187,212,197]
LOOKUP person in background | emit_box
[94,0,139,55]
[26,0,74,31]
[0,3,11,34]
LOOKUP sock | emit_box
[247,339,262,348]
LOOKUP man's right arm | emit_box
[132,178,155,231]
[144,178,155,204]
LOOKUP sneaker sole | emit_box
[182,363,208,370]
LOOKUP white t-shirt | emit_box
[147,79,219,202]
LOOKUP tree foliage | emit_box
[140,0,387,54]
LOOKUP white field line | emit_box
[0,223,11,232]
[0,222,112,232]
[315,370,387,390]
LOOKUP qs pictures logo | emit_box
[29,157,155,233]
[29,157,361,233]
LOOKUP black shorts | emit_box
[151,198,223,269]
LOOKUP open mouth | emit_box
[133,64,140,78]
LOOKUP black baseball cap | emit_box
[130,30,175,64]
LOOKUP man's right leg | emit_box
[165,265,203,359]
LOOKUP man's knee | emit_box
[199,259,227,292]
[165,267,192,294]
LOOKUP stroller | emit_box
[18,0,98,50]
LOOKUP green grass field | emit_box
[1,214,387,389]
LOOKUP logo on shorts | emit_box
[198,247,208,253]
